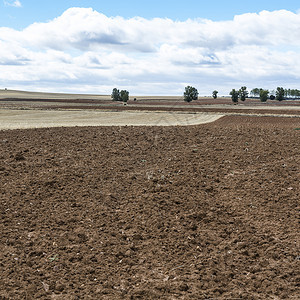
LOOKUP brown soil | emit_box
[0,116,299,299]
[39,105,300,116]
[2,97,300,106]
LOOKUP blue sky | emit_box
[1,1,300,95]
[1,0,300,28]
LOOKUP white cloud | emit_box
[1,7,300,95]
[4,0,22,7]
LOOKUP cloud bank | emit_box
[1,7,300,95]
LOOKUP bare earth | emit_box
[0,116,299,299]
[0,92,299,299]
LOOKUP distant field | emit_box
[0,89,111,100]
[0,89,182,101]
[1,90,300,129]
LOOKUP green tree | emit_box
[230,89,239,103]
[285,89,290,98]
[212,90,218,99]
[289,89,300,99]
[111,88,120,101]
[111,88,130,102]
[120,90,129,103]
[276,87,285,101]
[250,88,260,98]
[239,86,248,101]
[260,89,269,102]
[184,86,198,102]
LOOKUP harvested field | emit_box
[0,115,299,299]
[0,110,224,129]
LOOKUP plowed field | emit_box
[0,116,299,299]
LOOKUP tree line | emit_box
[185,86,299,103]
[111,86,300,103]
[230,86,300,103]
[250,88,300,99]
[231,87,286,102]
[184,86,294,103]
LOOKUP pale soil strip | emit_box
[0,110,224,129]
[0,101,112,109]
[0,90,110,100]
[0,90,182,101]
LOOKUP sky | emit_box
[1,0,300,95]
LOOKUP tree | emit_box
[111,88,120,101]
[282,88,300,99]
[120,90,129,103]
[285,88,300,99]
[111,88,129,102]
[250,88,260,98]
[276,87,285,101]
[295,89,300,99]
[259,89,269,102]
[230,89,239,103]
[184,86,198,102]
[212,90,218,99]
[285,89,290,98]
[239,86,248,101]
